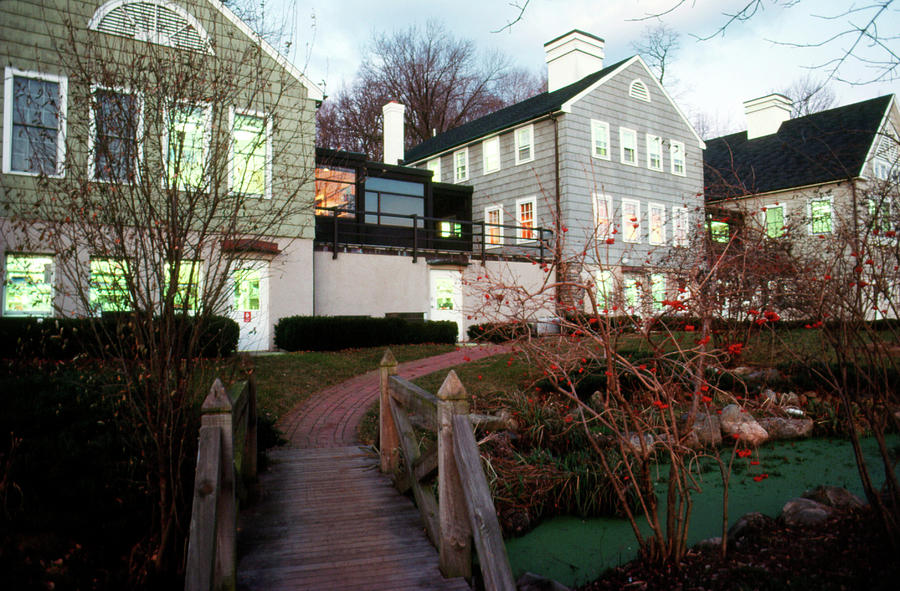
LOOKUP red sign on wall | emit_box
[243,311,252,323]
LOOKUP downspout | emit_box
[551,111,564,312]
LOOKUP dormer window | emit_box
[89,0,213,54]
[629,79,650,102]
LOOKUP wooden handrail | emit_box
[185,376,257,591]
[379,350,515,591]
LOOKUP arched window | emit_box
[89,0,213,54]
[629,79,650,102]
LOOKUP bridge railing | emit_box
[185,377,258,591]
[379,349,515,591]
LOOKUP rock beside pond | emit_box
[720,404,769,446]
[732,366,780,382]
[624,432,656,457]
[728,512,776,541]
[516,571,571,591]
[780,497,834,527]
[761,388,800,407]
[690,412,722,447]
[802,485,864,510]
[757,416,814,440]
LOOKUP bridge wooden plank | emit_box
[236,446,469,591]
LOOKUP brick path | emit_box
[276,344,511,448]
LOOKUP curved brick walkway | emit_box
[276,344,512,448]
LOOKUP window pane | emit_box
[765,206,785,238]
[167,105,207,189]
[94,90,139,182]
[516,127,532,162]
[651,274,666,311]
[315,165,355,217]
[623,276,641,313]
[166,261,201,312]
[234,268,261,311]
[518,199,535,240]
[90,258,131,312]
[708,220,730,243]
[3,255,54,315]
[592,120,609,158]
[366,176,424,197]
[623,200,640,242]
[810,200,832,234]
[232,113,267,196]
[596,270,613,310]
[11,76,60,174]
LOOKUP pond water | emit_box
[505,435,898,587]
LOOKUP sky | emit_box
[270,0,898,136]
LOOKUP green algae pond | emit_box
[505,435,899,587]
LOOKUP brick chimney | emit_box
[382,101,406,164]
[743,94,793,139]
[545,30,605,92]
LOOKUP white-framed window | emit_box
[165,259,202,313]
[454,148,469,182]
[89,0,213,54]
[650,273,666,311]
[516,196,536,242]
[165,102,211,190]
[672,206,689,247]
[595,268,614,311]
[485,205,503,247]
[762,204,787,238]
[89,86,143,183]
[872,158,899,183]
[868,197,893,234]
[230,108,272,199]
[629,79,651,102]
[646,134,662,171]
[622,198,641,243]
[808,196,834,235]
[515,125,534,165]
[648,202,666,245]
[670,140,686,176]
[623,274,642,315]
[427,157,441,182]
[2,68,67,177]
[482,136,501,174]
[590,119,610,160]
[89,258,132,313]
[3,253,54,317]
[620,127,637,165]
[592,192,613,240]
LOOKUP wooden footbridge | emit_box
[184,350,516,591]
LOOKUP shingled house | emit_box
[404,30,705,316]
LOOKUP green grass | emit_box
[249,343,456,421]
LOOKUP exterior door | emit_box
[429,269,463,342]
[232,263,269,351]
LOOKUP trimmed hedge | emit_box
[467,321,534,343]
[0,314,239,360]
[274,315,457,351]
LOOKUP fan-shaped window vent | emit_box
[89,1,213,54]
[629,79,650,102]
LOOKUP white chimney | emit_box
[743,94,793,139]
[545,30,605,93]
[382,101,406,164]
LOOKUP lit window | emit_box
[620,127,637,165]
[672,207,689,247]
[427,158,441,182]
[166,103,209,190]
[90,88,141,182]
[485,206,503,247]
[648,202,666,245]
[233,268,261,311]
[650,273,666,311]
[2,68,67,177]
[590,120,610,160]
[708,220,730,243]
[90,258,131,313]
[622,198,641,243]
[516,197,536,242]
[454,148,468,182]
[593,193,613,240]
[439,220,462,238]
[868,199,892,234]
[809,198,833,234]
[3,254,54,316]
[670,141,686,176]
[515,125,533,164]
[166,260,202,313]
[623,275,642,314]
[763,204,786,238]
[646,135,662,171]
[483,137,500,174]
[595,269,613,311]
[231,111,270,198]
[315,164,355,217]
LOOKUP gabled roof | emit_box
[704,95,894,202]
[404,56,634,164]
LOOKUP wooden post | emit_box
[379,349,400,473]
[437,370,473,579]
[201,378,236,590]
[184,425,221,591]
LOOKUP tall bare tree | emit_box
[780,74,837,117]
[317,21,544,160]
[631,23,681,86]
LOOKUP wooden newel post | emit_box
[379,349,400,473]
[200,378,236,590]
[437,370,473,579]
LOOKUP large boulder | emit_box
[802,485,864,510]
[728,512,777,541]
[757,416,814,440]
[689,412,722,447]
[780,497,834,527]
[720,404,769,446]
